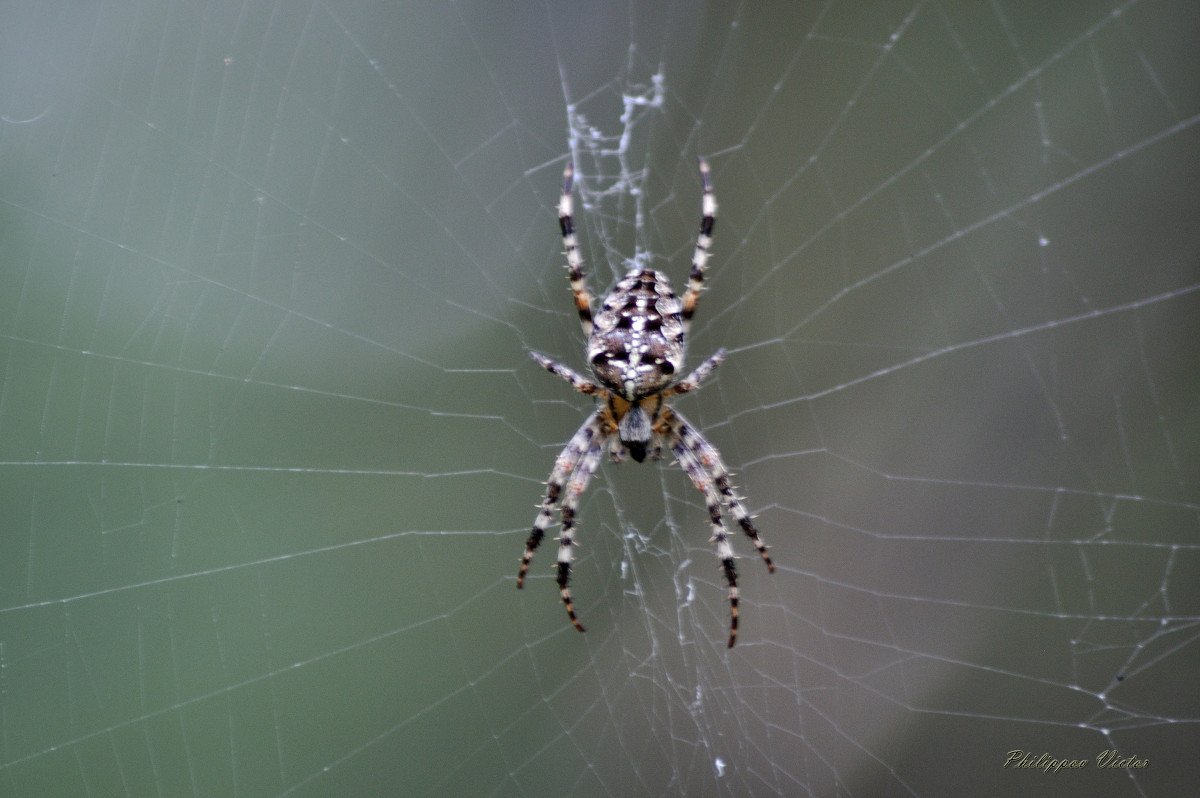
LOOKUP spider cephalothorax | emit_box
[518,159,774,647]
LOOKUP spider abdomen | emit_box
[588,268,685,399]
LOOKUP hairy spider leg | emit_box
[663,408,772,647]
[680,158,717,330]
[667,408,774,573]
[668,430,741,647]
[555,440,605,633]
[518,412,602,589]
[558,163,595,337]
[529,351,602,395]
[664,348,726,397]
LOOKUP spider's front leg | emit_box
[519,407,614,635]
[555,439,604,633]
[670,435,742,647]
[663,407,772,647]
[671,411,774,573]
[518,412,601,589]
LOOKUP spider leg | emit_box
[555,438,605,633]
[530,351,603,395]
[664,407,772,647]
[668,408,773,573]
[518,411,603,589]
[664,348,725,397]
[558,163,595,338]
[680,158,717,330]
[668,426,741,647]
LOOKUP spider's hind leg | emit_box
[558,163,596,337]
[680,158,717,330]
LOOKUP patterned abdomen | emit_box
[588,269,686,400]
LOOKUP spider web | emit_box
[1,1,1198,796]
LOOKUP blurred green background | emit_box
[2,1,1197,796]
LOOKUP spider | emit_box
[517,158,774,647]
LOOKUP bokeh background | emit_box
[2,1,1197,796]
